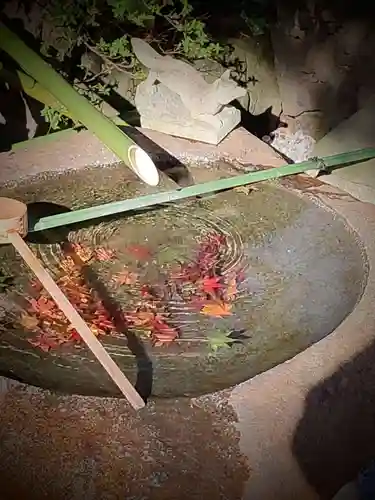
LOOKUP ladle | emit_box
[0,197,145,410]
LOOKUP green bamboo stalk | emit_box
[0,22,159,186]
[0,65,129,127]
[29,148,375,233]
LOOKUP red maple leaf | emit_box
[151,318,179,345]
[201,276,222,294]
[28,297,56,315]
[140,285,153,298]
[69,329,81,341]
[127,244,152,261]
[28,333,60,352]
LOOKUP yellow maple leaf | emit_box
[201,301,232,318]
[20,313,39,330]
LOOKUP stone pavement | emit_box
[312,94,375,205]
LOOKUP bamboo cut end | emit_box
[128,145,159,186]
[0,197,28,244]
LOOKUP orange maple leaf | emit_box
[69,243,94,263]
[131,311,155,327]
[200,301,232,317]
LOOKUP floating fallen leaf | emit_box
[69,243,94,262]
[95,248,116,261]
[59,256,78,274]
[20,313,39,330]
[140,285,153,298]
[207,331,232,352]
[127,244,152,261]
[234,184,258,195]
[151,318,179,345]
[28,333,60,352]
[28,296,56,315]
[26,267,119,351]
[201,276,222,294]
[200,301,232,317]
[113,269,138,285]
[129,311,155,327]
[69,329,81,341]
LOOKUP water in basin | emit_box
[0,161,367,397]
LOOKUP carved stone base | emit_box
[135,81,241,145]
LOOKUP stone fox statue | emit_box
[131,38,246,118]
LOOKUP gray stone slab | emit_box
[312,94,375,204]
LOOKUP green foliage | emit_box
[207,331,233,353]
[9,0,263,130]
[207,327,249,354]
[40,103,71,130]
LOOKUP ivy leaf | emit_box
[200,301,232,317]
[207,331,232,352]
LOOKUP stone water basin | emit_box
[0,160,367,398]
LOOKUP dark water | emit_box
[0,162,367,397]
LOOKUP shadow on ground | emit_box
[0,389,250,500]
[292,337,375,499]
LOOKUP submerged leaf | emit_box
[95,248,116,261]
[127,244,152,261]
[113,269,138,285]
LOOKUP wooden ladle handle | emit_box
[8,230,145,410]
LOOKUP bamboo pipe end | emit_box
[0,198,28,244]
[128,145,160,186]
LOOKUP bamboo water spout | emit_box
[0,21,159,187]
[28,148,375,233]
